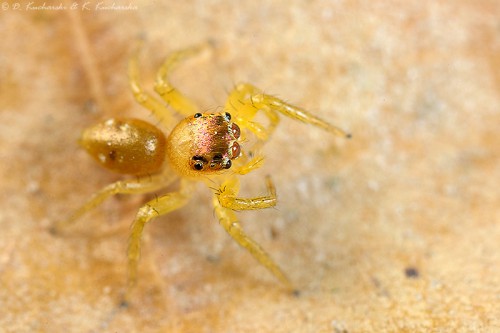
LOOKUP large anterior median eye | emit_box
[191,155,206,170]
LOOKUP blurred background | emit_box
[0,1,498,332]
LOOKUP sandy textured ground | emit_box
[0,1,499,332]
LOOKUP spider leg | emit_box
[225,84,279,142]
[227,83,351,139]
[216,176,276,211]
[154,42,212,117]
[234,153,265,175]
[54,171,177,233]
[212,191,292,289]
[125,179,194,299]
[128,47,177,128]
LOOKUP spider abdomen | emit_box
[80,118,166,175]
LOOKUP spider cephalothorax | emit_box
[167,111,241,176]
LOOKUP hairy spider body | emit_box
[167,112,241,176]
[57,43,350,302]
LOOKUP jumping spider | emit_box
[56,42,350,301]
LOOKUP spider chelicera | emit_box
[56,42,350,301]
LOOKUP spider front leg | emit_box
[227,83,351,139]
[217,176,276,210]
[213,176,292,289]
[226,84,280,143]
[125,179,194,301]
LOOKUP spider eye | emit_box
[231,123,240,139]
[192,155,206,170]
[224,112,231,121]
[194,113,202,118]
[224,160,232,169]
[230,142,240,159]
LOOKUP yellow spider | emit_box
[56,42,350,302]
